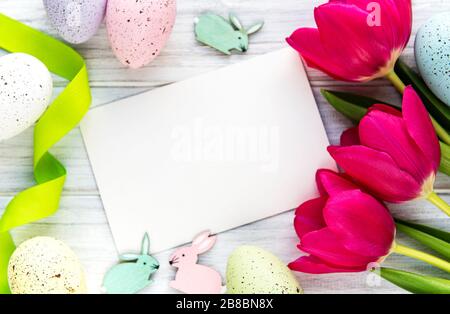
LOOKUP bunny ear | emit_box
[195,235,217,254]
[141,233,150,255]
[120,254,139,261]
[246,22,264,35]
[229,13,243,31]
[192,230,211,246]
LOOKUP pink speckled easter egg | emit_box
[106,0,177,69]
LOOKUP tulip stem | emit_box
[431,117,450,146]
[386,71,406,94]
[427,192,450,216]
[393,243,450,273]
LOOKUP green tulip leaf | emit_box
[395,219,450,244]
[379,268,450,294]
[320,89,397,122]
[396,222,450,260]
[439,142,450,177]
[395,59,450,132]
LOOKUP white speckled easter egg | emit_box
[43,0,107,44]
[0,53,52,142]
[226,246,303,294]
[8,237,87,294]
[106,0,177,69]
[415,12,450,106]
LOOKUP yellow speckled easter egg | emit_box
[226,246,303,294]
[8,237,86,294]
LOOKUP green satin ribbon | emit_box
[0,14,91,294]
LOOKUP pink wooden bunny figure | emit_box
[169,230,223,294]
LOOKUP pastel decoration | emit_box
[169,231,223,294]
[106,0,177,69]
[0,53,52,142]
[0,14,91,294]
[103,233,160,294]
[8,237,86,294]
[195,13,263,55]
[415,12,450,106]
[226,246,302,294]
[43,0,107,44]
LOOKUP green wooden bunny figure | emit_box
[195,13,264,55]
[102,233,159,294]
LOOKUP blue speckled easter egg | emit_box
[415,12,450,106]
[43,0,107,44]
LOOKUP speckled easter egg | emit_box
[226,246,303,294]
[0,53,52,142]
[8,237,87,294]
[43,0,107,44]
[106,0,177,69]
[415,12,450,106]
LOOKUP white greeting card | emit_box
[80,48,335,253]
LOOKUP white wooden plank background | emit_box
[1,0,450,294]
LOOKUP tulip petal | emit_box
[393,0,413,45]
[367,104,402,117]
[314,3,394,81]
[359,109,433,182]
[294,197,326,238]
[316,169,359,196]
[328,145,421,202]
[402,86,441,172]
[300,228,374,267]
[329,0,411,49]
[324,190,395,257]
[289,256,365,274]
[287,28,360,81]
[340,127,360,146]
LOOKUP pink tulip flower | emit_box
[286,0,412,90]
[328,87,450,216]
[289,169,395,274]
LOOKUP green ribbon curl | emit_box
[0,14,91,294]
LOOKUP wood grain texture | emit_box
[0,0,449,294]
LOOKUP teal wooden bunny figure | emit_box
[195,13,264,55]
[102,233,159,294]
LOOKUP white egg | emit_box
[0,53,53,142]
[8,237,87,294]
